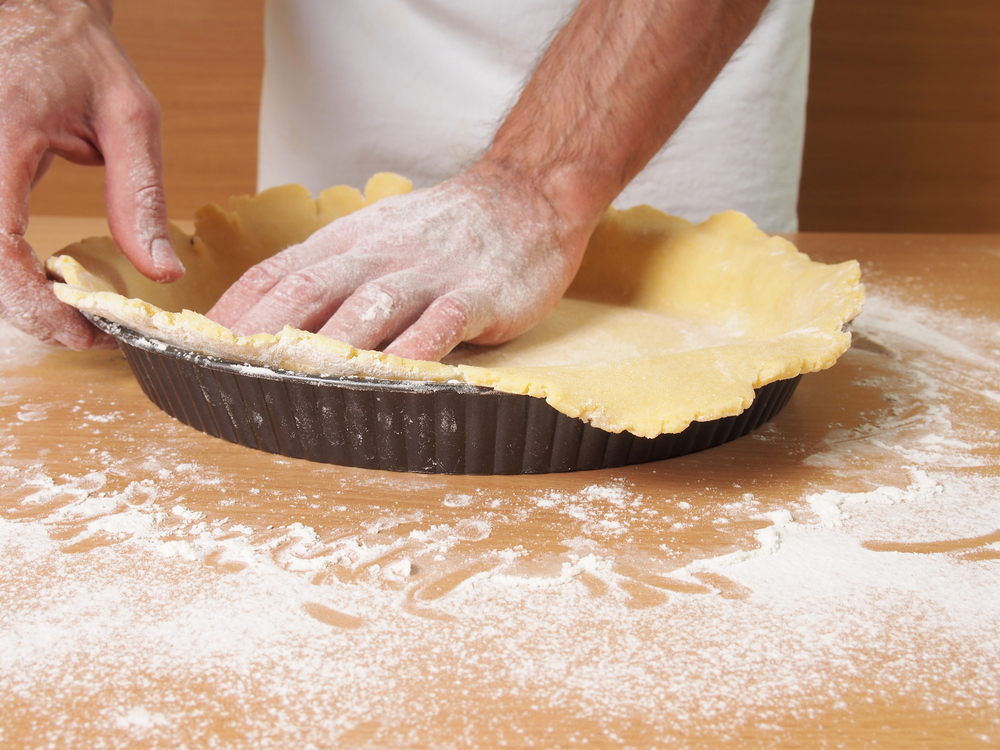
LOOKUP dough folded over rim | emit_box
[46,173,865,438]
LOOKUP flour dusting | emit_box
[1,287,999,747]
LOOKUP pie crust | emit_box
[46,174,865,438]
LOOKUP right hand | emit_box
[0,0,184,349]
[207,167,588,362]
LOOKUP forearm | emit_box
[477,0,769,244]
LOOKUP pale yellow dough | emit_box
[46,173,865,438]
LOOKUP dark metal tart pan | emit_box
[92,317,800,475]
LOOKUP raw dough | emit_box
[46,173,865,438]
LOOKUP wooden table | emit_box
[2,219,998,749]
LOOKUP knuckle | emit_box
[130,181,166,213]
[114,83,161,127]
[237,261,289,296]
[355,278,396,302]
[278,266,331,301]
[432,291,476,329]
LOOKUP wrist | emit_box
[470,149,608,259]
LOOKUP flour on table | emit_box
[1,288,999,747]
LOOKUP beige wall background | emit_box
[29,0,1000,233]
[800,0,1000,232]
[30,0,264,220]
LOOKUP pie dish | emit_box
[46,174,864,473]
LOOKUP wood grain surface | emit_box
[2,219,998,748]
[24,0,1000,232]
[800,0,1000,232]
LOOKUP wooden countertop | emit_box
[2,218,998,748]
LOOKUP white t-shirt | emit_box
[258,0,813,232]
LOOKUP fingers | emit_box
[316,273,442,350]
[205,258,291,329]
[214,251,484,361]
[96,82,184,284]
[0,231,96,349]
[0,137,95,348]
[219,254,376,336]
[207,226,362,329]
[382,291,484,361]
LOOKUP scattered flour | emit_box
[1,288,999,747]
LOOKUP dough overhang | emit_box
[46,173,865,438]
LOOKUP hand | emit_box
[0,0,184,349]
[207,168,587,361]
[210,0,769,363]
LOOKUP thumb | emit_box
[96,86,184,282]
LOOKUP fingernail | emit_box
[152,237,185,276]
